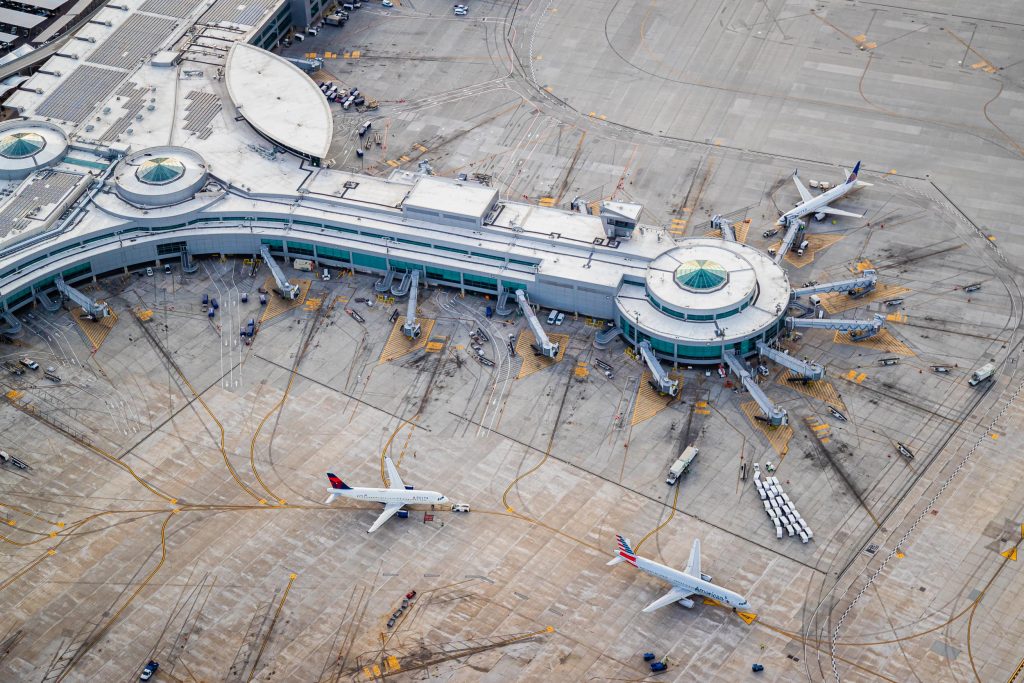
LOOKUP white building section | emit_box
[224,42,333,162]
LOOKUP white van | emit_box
[322,268,331,281]
[546,309,559,325]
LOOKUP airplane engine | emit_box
[404,485,414,490]
[814,211,826,221]
[677,598,695,608]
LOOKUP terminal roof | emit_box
[224,43,333,160]
[404,176,498,223]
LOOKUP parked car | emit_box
[555,312,565,325]
[382,0,393,6]
[452,503,471,513]
[19,357,38,370]
[405,590,417,599]
[145,267,154,276]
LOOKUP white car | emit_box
[555,312,565,325]
[451,503,470,512]
[382,0,393,6]
[453,4,467,14]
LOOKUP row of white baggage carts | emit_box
[753,465,812,543]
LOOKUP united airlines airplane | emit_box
[325,456,449,533]
[608,535,753,614]
[778,161,872,225]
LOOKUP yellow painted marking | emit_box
[515,330,569,379]
[1002,547,1018,561]
[385,655,400,671]
[375,294,395,304]
[49,531,57,538]
[386,160,400,167]
[779,373,846,410]
[695,409,711,415]
[812,423,830,431]
[737,611,758,625]
[769,234,845,268]
[599,114,607,120]
[73,307,118,351]
[47,549,55,556]
[631,370,679,425]
[886,311,908,323]
[351,50,361,58]
[896,550,905,559]
[5,389,22,400]
[850,259,875,273]
[832,328,914,356]
[538,196,556,207]
[544,85,553,93]
[258,278,311,324]
[1020,523,1024,540]
[740,401,793,457]
[413,143,429,153]
[425,340,444,353]
[379,317,435,362]
[399,155,411,162]
[992,433,999,440]
[819,283,911,315]
[588,112,596,117]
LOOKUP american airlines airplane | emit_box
[777,161,872,225]
[607,535,753,613]
[325,456,449,533]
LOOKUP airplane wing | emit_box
[641,588,693,613]
[367,502,405,533]
[685,539,701,577]
[385,457,405,490]
[792,174,814,203]
[816,206,862,218]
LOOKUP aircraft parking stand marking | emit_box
[819,283,912,315]
[740,401,793,457]
[770,233,845,268]
[379,316,435,363]
[832,328,914,356]
[778,372,847,410]
[631,370,679,425]
[514,331,568,379]
[72,307,118,351]
[258,278,311,324]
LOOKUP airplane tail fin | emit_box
[327,473,352,490]
[610,534,637,567]
[846,161,861,184]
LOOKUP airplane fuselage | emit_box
[778,182,857,225]
[635,556,749,610]
[327,487,448,506]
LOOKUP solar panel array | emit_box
[0,172,83,237]
[200,0,277,27]
[36,65,125,123]
[87,14,177,70]
[139,0,203,19]
[100,82,148,142]
[183,90,221,140]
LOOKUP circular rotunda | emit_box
[114,146,208,207]
[0,120,68,180]
[615,238,791,363]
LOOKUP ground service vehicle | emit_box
[294,259,314,272]
[665,446,698,485]
[969,362,995,386]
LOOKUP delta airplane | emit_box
[608,535,752,613]
[777,161,872,226]
[325,456,450,533]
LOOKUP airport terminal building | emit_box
[0,0,790,364]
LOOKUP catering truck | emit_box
[969,362,995,386]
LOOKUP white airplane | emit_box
[325,457,450,533]
[607,534,752,613]
[778,161,872,225]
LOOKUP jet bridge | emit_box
[787,313,884,341]
[514,290,558,358]
[402,271,421,339]
[637,340,679,396]
[722,350,788,426]
[791,270,877,299]
[259,245,300,300]
[374,269,396,293]
[55,276,109,320]
[773,216,804,264]
[495,289,515,316]
[391,271,413,297]
[756,341,824,381]
[712,214,735,242]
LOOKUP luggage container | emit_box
[775,525,784,539]
[785,524,795,537]
[799,531,809,544]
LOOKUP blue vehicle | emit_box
[211,298,219,310]
[140,660,159,680]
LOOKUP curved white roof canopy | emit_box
[224,42,333,160]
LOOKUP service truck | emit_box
[665,446,699,485]
[293,259,314,272]
[969,362,995,386]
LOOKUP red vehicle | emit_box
[405,590,416,600]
